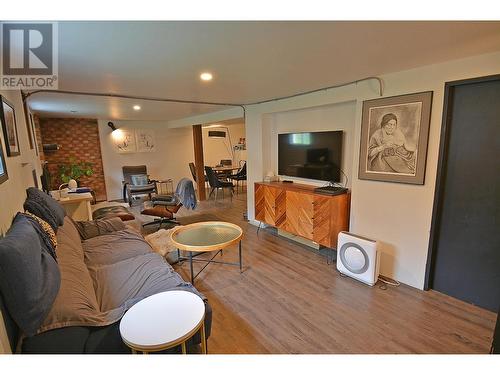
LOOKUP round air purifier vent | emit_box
[339,242,369,274]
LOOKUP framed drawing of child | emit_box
[0,131,7,184]
[0,96,20,157]
[358,91,433,184]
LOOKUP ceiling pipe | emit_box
[22,76,383,125]
[22,90,241,107]
[244,76,384,106]
[23,76,383,107]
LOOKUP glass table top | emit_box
[171,222,242,249]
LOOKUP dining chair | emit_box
[230,161,247,194]
[205,166,234,202]
[189,162,208,187]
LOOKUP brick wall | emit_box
[38,118,107,201]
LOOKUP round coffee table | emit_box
[119,290,207,354]
[170,221,243,284]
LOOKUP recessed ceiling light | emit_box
[133,105,141,111]
[200,72,213,81]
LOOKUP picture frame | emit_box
[114,129,137,153]
[0,96,21,157]
[136,129,156,152]
[358,91,433,185]
[29,112,39,156]
[0,130,8,185]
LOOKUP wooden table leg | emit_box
[86,200,92,221]
[181,341,187,354]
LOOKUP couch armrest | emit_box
[74,217,126,240]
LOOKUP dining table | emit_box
[210,165,240,173]
[208,165,240,180]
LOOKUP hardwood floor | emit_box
[151,191,497,353]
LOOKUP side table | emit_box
[119,290,207,354]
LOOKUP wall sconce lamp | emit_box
[108,121,117,132]
[108,121,125,142]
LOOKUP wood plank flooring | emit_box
[144,191,497,353]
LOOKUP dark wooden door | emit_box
[492,305,500,353]
[428,76,500,311]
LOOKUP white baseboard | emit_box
[248,219,261,227]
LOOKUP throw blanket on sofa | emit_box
[37,217,204,333]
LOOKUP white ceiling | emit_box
[28,21,500,121]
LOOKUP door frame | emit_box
[424,74,500,290]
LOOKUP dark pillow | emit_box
[92,206,135,222]
[24,198,59,231]
[0,213,61,336]
[24,187,66,230]
[71,217,126,240]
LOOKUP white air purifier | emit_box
[337,231,380,286]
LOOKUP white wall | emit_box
[0,89,42,354]
[98,120,195,201]
[202,123,247,167]
[262,101,356,187]
[169,51,500,289]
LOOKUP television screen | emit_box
[278,131,343,182]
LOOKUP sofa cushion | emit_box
[72,217,126,240]
[38,217,100,333]
[0,213,61,336]
[24,187,66,231]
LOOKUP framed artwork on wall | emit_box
[358,91,433,184]
[29,113,39,156]
[136,129,156,152]
[0,131,8,184]
[0,96,21,157]
[114,129,137,153]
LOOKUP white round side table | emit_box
[119,290,207,354]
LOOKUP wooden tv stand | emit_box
[254,182,350,248]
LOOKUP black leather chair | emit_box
[230,161,247,194]
[205,166,234,202]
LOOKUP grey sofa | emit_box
[0,190,211,354]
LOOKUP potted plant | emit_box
[58,157,94,186]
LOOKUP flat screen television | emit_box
[278,131,343,182]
